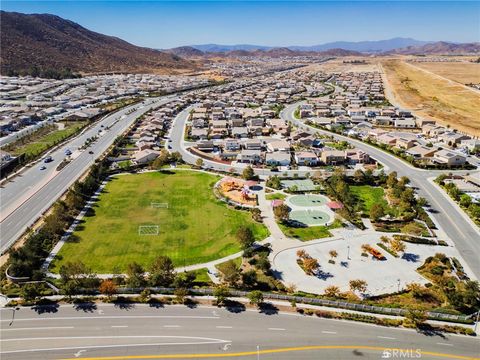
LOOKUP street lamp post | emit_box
[397,279,401,292]
[347,245,350,260]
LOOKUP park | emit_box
[53,170,269,273]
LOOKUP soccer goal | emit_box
[138,225,160,235]
[151,202,169,209]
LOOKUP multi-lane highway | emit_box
[1,304,478,360]
[0,96,175,253]
[281,103,480,280]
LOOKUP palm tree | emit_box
[296,249,307,259]
[324,285,341,298]
[303,258,319,275]
[361,243,371,254]
[349,279,368,294]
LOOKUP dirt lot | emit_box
[306,58,379,73]
[410,61,480,85]
[381,59,480,136]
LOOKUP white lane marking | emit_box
[268,328,285,331]
[436,343,453,347]
[0,326,74,331]
[377,336,396,340]
[322,331,337,334]
[97,310,104,315]
[216,326,233,329]
[163,325,180,328]
[0,336,231,354]
[0,315,219,322]
[111,325,128,328]
[74,349,86,357]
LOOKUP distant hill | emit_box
[386,41,480,55]
[0,11,196,77]
[190,38,431,54]
[165,46,205,58]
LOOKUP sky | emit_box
[2,1,479,48]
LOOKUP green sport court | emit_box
[289,209,332,226]
[288,194,328,207]
[281,179,316,192]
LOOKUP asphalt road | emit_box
[280,103,480,280]
[0,304,478,360]
[0,96,175,254]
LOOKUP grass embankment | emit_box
[54,171,269,273]
[265,193,287,201]
[279,219,343,241]
[381,59,480,136]
[4,121,88,158]
[350,185,388,212]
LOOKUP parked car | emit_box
[40,166,46,170]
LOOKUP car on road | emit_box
[39,165,46,170]
[64,149,72,156]
[43,156,53,163]
[88,150,94,154]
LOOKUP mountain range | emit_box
[1,11,478,78]
[190,38,432,53]
[0,11,196,76]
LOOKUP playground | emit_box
[217,177,257,206]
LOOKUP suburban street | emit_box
[1,304,478,360]
[0,96,176,254]
[280,103,480,280]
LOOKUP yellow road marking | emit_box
[59,345,480,360]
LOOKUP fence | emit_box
[109,286,470,323]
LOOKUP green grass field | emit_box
[265,193,287,201]
[6,121,88,157]
[278,219,342,241]
[54,171,269,273]
[350,185,387,212]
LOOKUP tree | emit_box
[349,279,368,294]
[353,169,364,183]
[195,158,204,168]
[273,204,289,223]
[173,271,196,289]
[361,244,371,254]
[242,166,255,180]
[401,222,424,236]
[126,262,145,288]
[219,260,240,285]
[151,149,170,169]
[370,203,385,222]
[324,285,341,298]
[174,288,188,304]
[241,269,258,288]
[251,208,262,222]
[265,175,281,189]
[99,279,117,299]
[406,282,424,298]
[405,309,427,327]
[303,257,319,275]
[213,285,230,306]
[329,250,338,262]
[390,238,406,253]
[236,227,255,249]
[21,283,40,302]
[149,256,175,287]
[460,194,472,207]
[296,249,307,259]
[247,290,264,307]
[380,236,390,245]
[386,171,398,188]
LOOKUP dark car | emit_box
[88,150,94,154]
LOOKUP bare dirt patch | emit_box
[381,59,480,136]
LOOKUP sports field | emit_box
[350,185,387,212]
[54,170,269,273]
